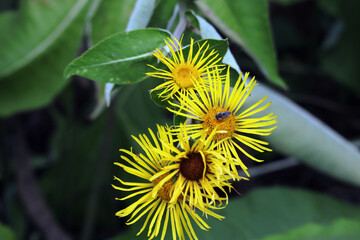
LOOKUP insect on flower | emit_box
[215,111,231,120]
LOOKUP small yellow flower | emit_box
[168,68,277,177]
[113,125,225,240]
[146,37,223,99]
[150,123,243,212]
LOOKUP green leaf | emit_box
[320,1,360,95]
[0,0,89,79]
[0,224,16,240]
[125,0,157,31]
[270,0,306,5]
[261,218,360,240]
[195,187,360,240]
[173,113,187,125]
[90,0,136,44]
[150,88,173,109]
[114,80,171,151]
[316,0,342,16]
[182,39,229,66]
[91,0,157,113]
[0,0,89,117]
[64,28,171,84]
[148,0,177,29]
[197,0,287,88]
[41,79,170,231]
[242,83,360,186]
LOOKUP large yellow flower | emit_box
[113,125,225,240]
[168,68,277,177]
[146,37,223,99]
[150,123,243,211]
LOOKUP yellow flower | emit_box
[113,125,224,240]
[168,68,277,177]
[150,123,243,212]
[146,37,223,99]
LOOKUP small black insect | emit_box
[215,111,231,120]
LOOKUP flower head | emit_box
[146,37,223,99]
[150,123,243,211]
[168,68,277,176]
[113,125,225,240]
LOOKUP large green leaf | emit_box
[0,0,88,79]
[195,187,360,240]
[64,28,171,85]
[90,0,136,44]
[115,80,171,140]
[107,187,360,240]
[148,0,177,29]
[197,0,286,88]
[0,0,89,117]
[320,1,360,95]
[271,0,306,5]
[90,0,157,109]
[243,83,360,186]
[261,218,360,240]
[0,223,16,240]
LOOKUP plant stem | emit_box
[12,119,71,240]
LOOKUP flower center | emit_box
[173,64,199,89]
[180,152,206,181]
[153,172,173,202]
[202,107,236,141]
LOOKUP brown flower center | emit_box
[153,172,173,202]
[180,152,206,181]
[202,107,236,140]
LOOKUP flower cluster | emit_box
[113,37,277,240]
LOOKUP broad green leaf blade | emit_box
[64,28,171,85]
[195,187,360,240]
[126,0,156,31]
[197,0,287,88]
[90,0,157,44]
[261,218,360,240]
[148,0,177,29]
[41,80,170,233]
[320,1,360,95]
[90,0,135,44]
[181,39,229,66]
[243,83,360,186]
[0,223,16,240]
[173,113,187,125]
[150,89,173,109]
[91,0,157,109]
[115,81,171,138]
[271,0,306,5]
[0,0,88,79]
[0,1,88,117]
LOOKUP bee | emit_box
[215,111,231,120]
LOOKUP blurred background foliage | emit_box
[0,0,359,239]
